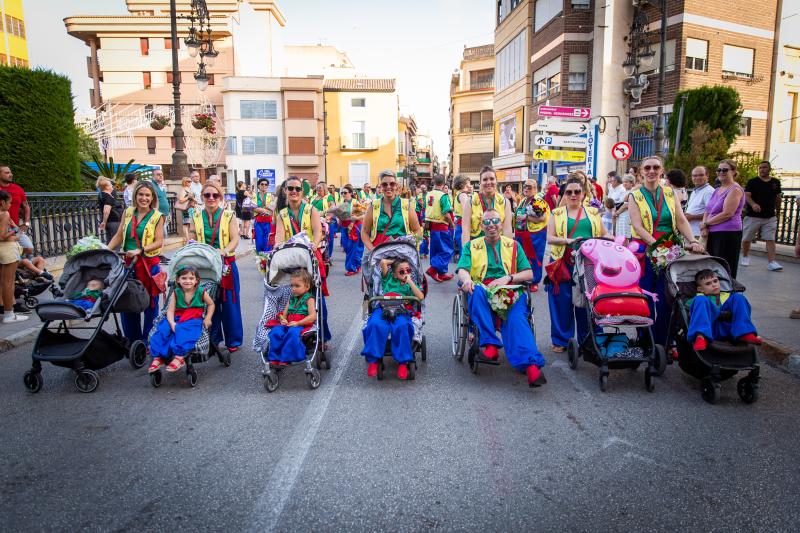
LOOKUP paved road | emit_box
[1,248,799,532]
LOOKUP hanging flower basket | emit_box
[150,114,171,130]
[192,113,216,134]
[632,119,654,136]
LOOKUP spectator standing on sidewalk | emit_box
[122,173,137,207]
[189,170,204,211]
[741,161,782,271]
[97,177,123,245]
[792,214,800,319]
[0,189,28,324]
[701,159,745,278]
[606,172,626,207]
[149,169,170,237]
[684,166,715,241]
[544,175,560,210]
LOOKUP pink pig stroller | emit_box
[569,237,667,392]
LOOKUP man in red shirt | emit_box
[589,175,604,201]
[544,177,560,210]
[0,163,35,255]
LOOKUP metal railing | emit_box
[458,126,493,134]
[28,192,178,258]
[777,191,799,246]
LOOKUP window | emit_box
[459,110,493,133]
[4,15,25,38]
[459,153,494,172]
[788,92,799,143]
[496,29,527,92]
[685,38,708,71]
[164,37,178,49]
[497,0,524,24]
[568,54,587,91]
[352,121,366,149]
[287,100,314,118]
[143,72,151,89]
[240,100,278,119]
[640,40,676,75]
[147,137,156,155]
[207,74,215,86]
[288,137,316,155]
[242,136,278,155]
[571,0,590,8]
[535,0,562,32]
[722,45,755,78]
[225,136,237,155]
[533,57,561,101]
[351,98,366,107]
[140,38,149,56]
[166,72,182,84]
[470,69,494,90]
[738,117,752,137]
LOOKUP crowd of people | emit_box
[2,157,800,386]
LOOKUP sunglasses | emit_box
[564,189,582,196]
[397,268,412,275]
[716,168,731,174]
[203,192,220,199]
[380,182,397,188]
[481,218,501,226]
[523,185,534,189]
[286,186,303,192]
[643,164,662,171]
[342,191,351,195]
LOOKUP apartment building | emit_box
[1,0,27,67]
[323,78,399,188]
[449,44,495,182]
[415,133,434,184]
[398,115,418,186]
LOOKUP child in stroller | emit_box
[66,278,105,310]
[362,257,425,380]
[149,265,215,374]
[266,268,317,365]
[688,269,761,351]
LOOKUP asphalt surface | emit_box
[1,243,800,532]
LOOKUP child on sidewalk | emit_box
[149,265,214,373]
[688,269,762,351]
[67,278,105,311]
[266,268,317,364]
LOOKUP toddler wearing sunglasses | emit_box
[379,258,424,301]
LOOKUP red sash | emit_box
[255,215,272,223]
[515,230,541,268]
[175,307,204,322]
[126,255,161,301]
[221,256,236,302]
[266,312,312,334]
[429,222,449,232]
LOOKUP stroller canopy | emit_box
[363,236,421,298]
[665,254,741,301]
[169,243,224,283]
[60,249,126,302]
[266,240,320,288]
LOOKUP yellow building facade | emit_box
[323,78,398,188]
[1,0,28,67]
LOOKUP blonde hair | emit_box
[567,171,593,198]
[133,181,159,211]
[202,181,225,200]
[96,177,113,191]
[181,177,191,187]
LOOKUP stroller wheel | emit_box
[421,336,427,362]
[567,339,579,370]
[701,377,720,404]
[264,372,279,392]
[307,369,321,389]
[599,373,608,392]
[653,344,667,376]
[737,378,758,404]
[150,370,163,388]
[129,340,148,370]
[75,369,99,393]
[468,343,479,374]
[24,296,39,310]
[23,370,43,393]
[644,370,655,392]
[407,362,416,381]
[187,369,198,388]
[220,350,232,367]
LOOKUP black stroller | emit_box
[147,243,229,388]
[665,254,760,404]
[15,267,55,311]
[23,249,150,393]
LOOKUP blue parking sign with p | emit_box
[256,169,276,193]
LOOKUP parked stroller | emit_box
[147,243,228,388]
[665,254,760,404]
[253,234,327,392]
[23,249,151,393]
[362,236,427,380]
[570,237,666,392]
[15,267,55,311]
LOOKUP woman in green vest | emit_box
[253,178,274,253]
[188,181,243,352]
[628,155,703,345]
[545,177,609,352]
[460,165,513,248]
[360,170,421,251]
[107,181,165,342]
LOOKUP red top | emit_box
[544,184,560,210]
[0,182,27,224]
[593,182,604,201]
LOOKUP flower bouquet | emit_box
[256,252,270,275]
[588,198,603,211]
[486,285,519,321]
[646,232,685,272]
[67,236,107,259]
[527,193,548,218]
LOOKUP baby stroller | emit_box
[15,267,55,311]
[147,243,228,388]
[23,249,151,393]
[362,236,427,380]
[253,234,327,392]
[665,254,760,404]
[570,237,666,392]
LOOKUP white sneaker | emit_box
[768,261,783,271]
[3,313,29,324]
[740,256,750,266]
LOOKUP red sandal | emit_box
[166,356,185,373]
[148,358,164,373]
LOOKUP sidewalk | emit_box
[0,238,255,352]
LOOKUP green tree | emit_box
[80,154,144,188]
[76,125,102,163]
[670,122,731,179]
[667,85,743,159]
[0,66,82,191]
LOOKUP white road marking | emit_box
[248,306,363,532]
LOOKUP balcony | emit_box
[416,157,431,163]
[285,154,320,167]
[339,135,380,151]
[458,126,493,134]
[468,80,494,91]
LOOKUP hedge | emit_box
[667,85,743,156]
[0,66,82,191]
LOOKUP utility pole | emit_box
[653,0,667,158]
[168,0,190,181]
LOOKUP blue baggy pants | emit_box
[687,293,757,342]
[429,229,454,275]
[210,260,243,349]
[149,317,203,357]
[267,325,307,363]
[361,311,414,364]
[254,220,272,253]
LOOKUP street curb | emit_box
[760,338,800,378]
[0,326,39,355]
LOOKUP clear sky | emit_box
[26,0,494,161]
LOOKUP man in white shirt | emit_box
[606,172,626,206]
[189,170,204,210]
[684,166,715,238]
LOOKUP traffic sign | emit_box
[612,142,633,161]
[538,105,591,119]
[530,120,590,134]
[532,149,587,162]
[532,134,587,148]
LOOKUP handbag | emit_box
[174,189,190,210]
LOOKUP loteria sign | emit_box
[537,105,591,119]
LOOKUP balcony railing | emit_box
[458,126,493,134]
[339,136,380,151]
[468,80,494,91]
